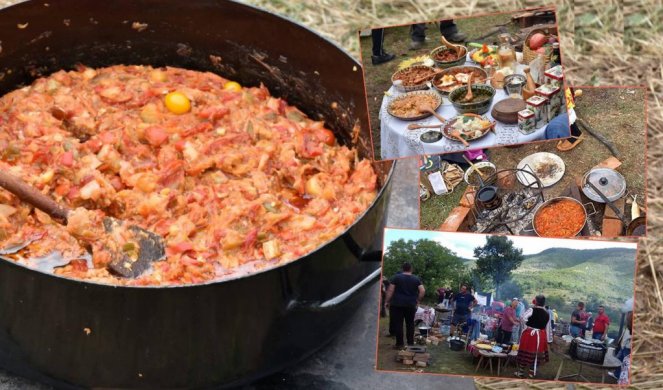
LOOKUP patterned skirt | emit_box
[516,327,549,369]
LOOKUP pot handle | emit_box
[522,225,536,233]
[584,202,597,217]
[317,268,382,308]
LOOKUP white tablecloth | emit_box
[380,60,549,160]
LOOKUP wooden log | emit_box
[403,359,415,365]
[416,361,427,367]
[577,118,620,158]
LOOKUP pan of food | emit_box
[390,65,437,92]
[387,90,442,121]
[442,113,495,143]
[431,66,488,94]
[0,0,393,388]
[530,197,596,237]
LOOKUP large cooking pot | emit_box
[0,1,394,388]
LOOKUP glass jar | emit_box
[497,33,517,71]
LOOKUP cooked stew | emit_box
[534,199,585,237]
[0,65,378,286]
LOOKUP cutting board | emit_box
[491,98,526,124]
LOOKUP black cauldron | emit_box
[0,0,393,388]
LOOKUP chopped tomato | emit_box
[243,228,259,252]
[68,259,88,272]
[99,131,116,144]
[157,159,185,188]
[314,128,335,146]
[168,241,194,255]
[144,126,170,146]
[84,139,103,153]
[61,151,74,167]
[295,129,324,158]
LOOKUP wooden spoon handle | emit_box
[412,69,443,85]
[0,170,69,223]
[426,108,446,124]
[456,135,470,147]
[462,155,486,178]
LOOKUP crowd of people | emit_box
[381,262,632,383]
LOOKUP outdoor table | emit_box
[474,349,518,376]
[379,57,553,160]
[554,352,621,383]
[467,341,518,376]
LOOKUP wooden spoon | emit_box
[407,123,444,130]
[462,155,486,179]
[0,170,165,278]
[419,104,446,123]
[440,35,462,58]
[449,129,470,147]
[463,73,474,102]
[411,69,444,85]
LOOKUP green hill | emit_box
[506,247,636,332]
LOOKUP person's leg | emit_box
[409,23,426,50]
[592,331,602,340]
[405,305,417,345]
[545,112,571,140]
[388,305,396,336]
[391,306,405,346]
[439,20,467,42]
[504,331,512,344]
[371,29,395,65]
[613,347,631,378]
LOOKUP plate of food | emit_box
[432,66,488,94]
[468,43,499,68]
[387,90,443,121]
[442,113,495,143]
[391,65,437,92]
[516,152,566,187]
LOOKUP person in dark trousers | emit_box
[380,278,390,318]
[410,20,467,50]
[570,301,586,337]
[371,28,396,65]
[385,262,425,349]
[450,283,477,336]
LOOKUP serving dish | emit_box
[0,1,394,388]
[430,45,467,68]
[431,65,488,94]
[448,84,496,115]
[442,113,495,143]
[516,152,565,188]
[387,90,443,121]
[391,65,436,92]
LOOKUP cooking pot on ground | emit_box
[529,197,596,237]
[0,0,393,388]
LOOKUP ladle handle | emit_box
[0,170,69,223]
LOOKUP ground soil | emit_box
[420,87,646,232]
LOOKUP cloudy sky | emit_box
[383,228,638,259]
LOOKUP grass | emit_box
[420,181,468,230]
[376,317,613,383]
